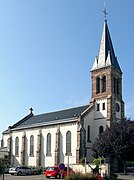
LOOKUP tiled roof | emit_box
[10,105,89,129]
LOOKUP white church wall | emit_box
[94,99,107,119]
[12,131,24,165]
[84,110,94,143]
[2,128,41,166]
[41,122,78,167]
[84,110,94,162]
[86,148,93,163]
[2,134,9,147]
[2,121,78,167]
[93,99,107,139]
[26,129,39,166]
[60,122,77,165]
[84,107,106,163]
[2,112,106,167]
[42,126,57,166]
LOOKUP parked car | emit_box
[9,166,38,175]
[45,166,75,179]
[127,165,134,172]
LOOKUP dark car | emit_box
[45,166,75,179]
[9,166,38,175]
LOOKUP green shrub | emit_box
[93,158,104,166]
[43,166,48,173]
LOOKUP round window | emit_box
[116,103,120,112]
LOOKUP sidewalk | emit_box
[117,173,134,180]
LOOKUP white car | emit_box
[9,166,38,175]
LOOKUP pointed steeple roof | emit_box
[91,20,121,72]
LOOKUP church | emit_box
[1,17,124,167]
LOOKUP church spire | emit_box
[91,20,121,72]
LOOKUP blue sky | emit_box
[0,0,134,140]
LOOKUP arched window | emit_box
[99,126,104,135]
[66,131,71,155]
[117,80,119,94]
[114,78,120,95]
[87,125,91,142]
[96,77,100,94]
[15,137,19,156]
[102,75,106,92]
[46,133,51,156]
[30,135,34,156]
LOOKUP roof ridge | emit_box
[35,104,89,117]
[12,113,34,128]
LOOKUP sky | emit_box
[0,0,134,140]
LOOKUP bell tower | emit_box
[90,19,124,127]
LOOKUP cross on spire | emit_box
[30,107,33,114]
[103,1,108,20]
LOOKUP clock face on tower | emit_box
[116,103,120,112]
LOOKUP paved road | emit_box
[2,174,60,180]
[117,173,134,180]
[2,173,134,180]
